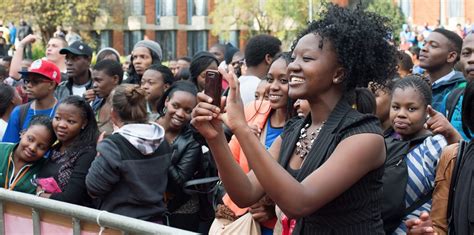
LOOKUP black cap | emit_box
[60,41,93,57]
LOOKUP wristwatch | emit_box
[36,190,45,197]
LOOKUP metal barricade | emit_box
[0,189,197,235]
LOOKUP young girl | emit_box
[0,115,56,194]
[388,76,460,234]
[154,80,201,230]
[141,64,175,117]
[223,52,296,234]
[36,96,99,206]
[86,84,170,222]
[192,4,397,234]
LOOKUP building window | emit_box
[99,30,113,49]
[156,31,176,61]
[447,0,464,18]
[156,0,176,16]
[218,30,240,49]
[130,0,144,16]
[187,30,208,56]
[187,0,208,24]
[398,0,411,19]
[124,30,144,55]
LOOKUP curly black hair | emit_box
[291,3,397,92]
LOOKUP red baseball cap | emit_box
[19,59,61,84]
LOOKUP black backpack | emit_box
[382,134,433,234]
[445,87,464,122]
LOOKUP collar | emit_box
[432,70,455,86]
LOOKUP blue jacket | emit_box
[432,71,466,112]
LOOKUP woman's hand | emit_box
[406,212,437,235]
[217,66,248,133]
[191,92,224,140]
[425,105,461,144]
[249,200,276,223]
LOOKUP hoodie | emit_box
[432,71,466,112]
[86,122,171,221]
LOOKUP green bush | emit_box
[32,42,46,60]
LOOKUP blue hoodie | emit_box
[432,71,466,112]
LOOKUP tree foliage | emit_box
[366,0,405,42]
[0,0,100,47]
[210,0,327,49]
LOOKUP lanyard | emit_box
[4,152,31,190]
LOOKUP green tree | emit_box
[0,0,100,48]
[366,0,405,42]
[210,0,327,49]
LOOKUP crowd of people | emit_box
[0,3,473,235]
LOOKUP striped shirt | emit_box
[394,134,447,234]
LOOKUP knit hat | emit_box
[19,59,61,84]
[133,40,163,61]
[96,47,121,61]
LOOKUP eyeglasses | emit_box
[24,78,52,86]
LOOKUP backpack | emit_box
[18,101,33,131]
[445,87,464,122]
[382,133,433,234]
[447,140,469,234]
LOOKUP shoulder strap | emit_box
[405,189,433,215]
[446,88,464,121]
[19,102,32,130]
[447,140,468,232]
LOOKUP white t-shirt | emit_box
[0,119,8,141]
[72,84,88,97]
[239,75,261,105]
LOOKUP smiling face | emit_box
[52,103,86,147]
[266,58,289,110]
[16,125,53,163]
[390,87,428,140]
[287,33,342,102]
[461,34,474,82]
[293,99,310,117]
[164,90,197,131]
[132,47,153,75]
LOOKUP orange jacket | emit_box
[224,99,277,228]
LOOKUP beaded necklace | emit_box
[295,121,325,159]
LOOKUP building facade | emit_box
[95,0,350,60]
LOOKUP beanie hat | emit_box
[133,40,163,61]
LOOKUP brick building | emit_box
[396,0,474,28]
[95,0,350,60]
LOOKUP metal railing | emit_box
[0,189,197,235]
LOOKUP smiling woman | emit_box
[36,96,99,206]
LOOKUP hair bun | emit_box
[125,85,146,105]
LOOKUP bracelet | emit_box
[36,190,45,197]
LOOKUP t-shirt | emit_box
[2,104,57,143]
[72,84,87,97]
[0,119,8,141]
[264,118,283,149]
[239,75,261,105]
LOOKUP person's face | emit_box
[266,58,289,110]
[293,99,310,117]
[92,69,119,98]
[209,47,225,64]
[419,32,456,71]
[65,54,91,78]
[177,59,190,73]
[24,74,55,100]
[197,62,219,91]
[122,60,131,72]
[390,87,428,139]
[287,33,342,101]
[169,60,178,76]
[132,47,153,75]
[141,69,168,104]
[230,54,244,76]
[53,103,86,147]
[164,91,196,131]
[17,125,53,163]
[373,88,391,124]
[461,34,474,82]
[255,81,268,101]
[46,38,66,63]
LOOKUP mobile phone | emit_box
[205,70,222,107]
